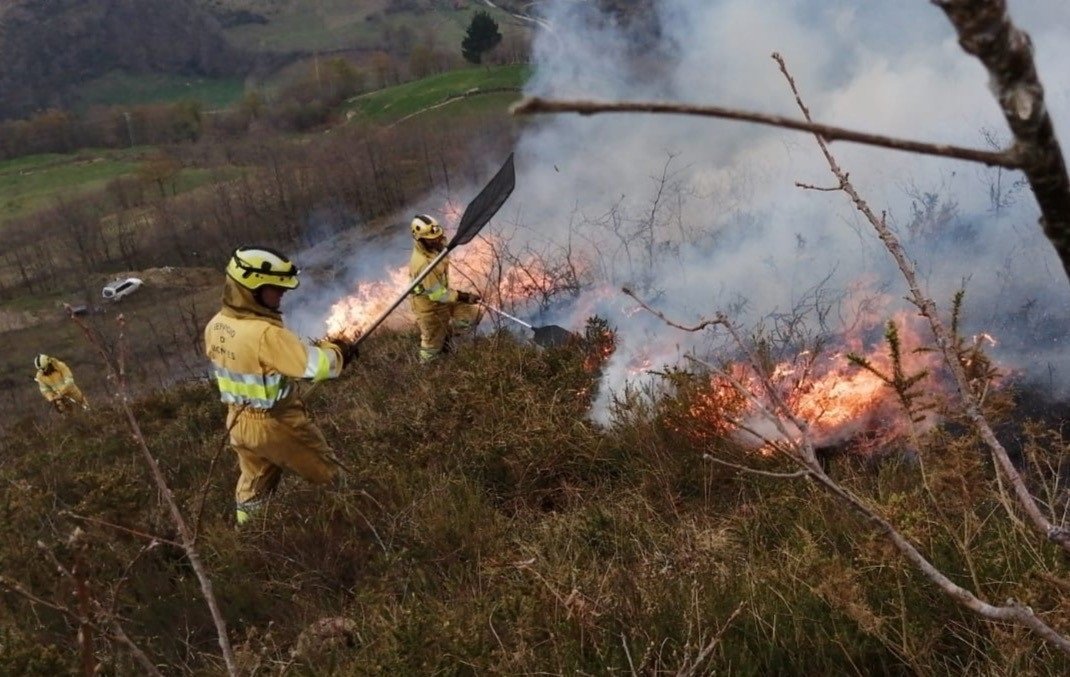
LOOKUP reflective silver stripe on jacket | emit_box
[210,365,291,409]
[302,345,339,382]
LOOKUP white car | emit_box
[102,277,144,301]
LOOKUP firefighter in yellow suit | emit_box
[409,214,482,362]
[34,354,89,412]
[204,246,359,525]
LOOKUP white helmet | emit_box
[34,354,51,370]
[411,214,444,241]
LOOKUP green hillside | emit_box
[75,72,247,110]
[222,1,524,54]
[345,64,530,124]
[0,150,221,225]
[0,152,139,223]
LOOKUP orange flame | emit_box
[323,230,565,342]
[680,311,998,454]
[324,267,411,342]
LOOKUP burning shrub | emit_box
[654,367,749,446]
[582,315,616,374]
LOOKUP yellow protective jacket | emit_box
[204,277,344,411]
[35,359,78,402]
[409,239,458,315]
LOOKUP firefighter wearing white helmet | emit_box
[204,245,360,525]
[33,354,89,413]
[409,214,482,362]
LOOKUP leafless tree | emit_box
[515,0,1070,656]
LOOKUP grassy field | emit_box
[224,0,525,54]
[0,151,226,225]
[75,72,247,110]
[0,151,140,223]
[345,64,530,124]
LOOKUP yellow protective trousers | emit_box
[416,302,481,362]
[55,386,89,412]
[227,401,337,511]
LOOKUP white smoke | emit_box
[287,0,1070,424]
[507,0,1070,421]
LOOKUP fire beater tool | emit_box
[348,152,514,348]
[305,154,514,401]
[321,152,515,356]
[480,302,575,348]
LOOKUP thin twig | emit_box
[0,573,102,628]
[621,632,638,677]
[193,407,246,542]
[3,557,162,676]
[69,312,238,675]
[796,181,844,192]
[702,454,810,480]
[512,97,1018,168]
[1035,571,1070,594]
[622,286,723,332]
[62,511,182,549]
[109,541,159,618]
[677,601,745,677]
[772,51,1070,554]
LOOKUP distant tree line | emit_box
[0,110,516,300]
[0,35,529,164]
[0,57,367,162]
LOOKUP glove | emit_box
[336,340,359,368]
[456,291,481,305]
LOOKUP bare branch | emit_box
[69,313,238,675]
[512,97,1018,169]
[621,632,638,677]
[621,286,725,332]
[61,511,182,549]
[772,51,1070,555]
[760,52,1070,655]
[610,86,1070,651]
[681,354,804,449]
[713,308,1070,655]
[0,573,98,626]
[103,616,162,677]
[796,181,844,192]
[807,460,1070,655]
[0,567,162,676]
[677,601,746,677]
[702,454,810,480]
[934,0,1070,281]
[1036,571,1070,595]
[193,410,246,542]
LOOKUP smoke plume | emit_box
[295,0,1070,425]
[510,0,1070,421]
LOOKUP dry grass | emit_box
[0,276,218,426]
[0,326,1067,673]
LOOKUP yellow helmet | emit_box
[225,246,300,290]
[411,214,444,241]
[34,354,51,370]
